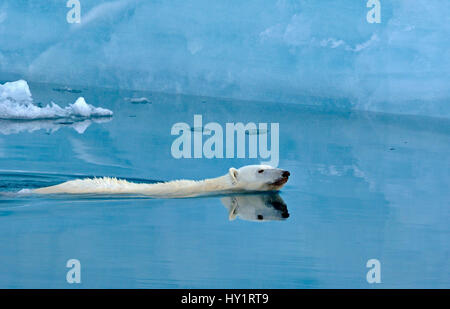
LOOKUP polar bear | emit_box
[32,165,290,198]
[221,193,289,222]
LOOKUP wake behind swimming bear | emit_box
[33,165,290,198]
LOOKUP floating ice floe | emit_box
[124,97,151,104]
[52,86,82,94]
[0,80,113,120]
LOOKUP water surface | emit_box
[0,82,449,288]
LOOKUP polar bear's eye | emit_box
[258,169,264,174]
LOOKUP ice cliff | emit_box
[0,0,448,117]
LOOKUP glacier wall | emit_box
[0,0,449,118]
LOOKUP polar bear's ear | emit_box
[229,167,238,185]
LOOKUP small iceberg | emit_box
[124,97,151,104]
[0,80,113,120]
[52,86,82,94]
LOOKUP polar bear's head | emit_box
[221,193,289,222]
[228,165,290,191]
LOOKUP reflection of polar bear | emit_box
[221,193,289,222]
[33,165,290,198]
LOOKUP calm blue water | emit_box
[0,82,449,288]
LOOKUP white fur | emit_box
[33,165,290,198]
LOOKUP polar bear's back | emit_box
[32,176,221,197]
[33,177,150,195]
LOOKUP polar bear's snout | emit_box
[276,170,290,184]
[268,169,290,189]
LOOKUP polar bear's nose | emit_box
[282,171,290,177]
